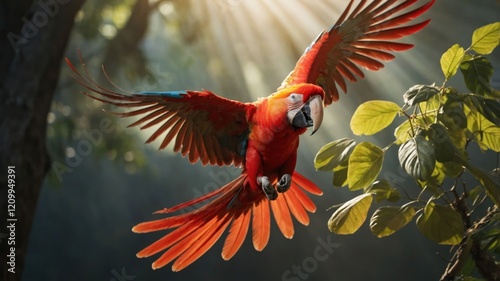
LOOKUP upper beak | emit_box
[308,95,323,135]
[289,95,324,135]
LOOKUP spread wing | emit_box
[280,0,435,106]
[66,57,252,167]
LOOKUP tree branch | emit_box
[440,206,500,281]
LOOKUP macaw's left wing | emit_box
[280,0,435,106]
[66,58,252,167]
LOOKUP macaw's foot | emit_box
[257,176,277,200]
[276,174,291,193]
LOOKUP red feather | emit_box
[251,198,271,251]
[222,209,251,260]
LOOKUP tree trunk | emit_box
[0,0,85,280]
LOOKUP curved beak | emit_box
[308,95,323,135]
[289,95,324,135]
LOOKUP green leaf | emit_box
[328,193,373,234]
[460,55,495,97]
[394,119,413,145]
[314,138,356,171]
[364,180,401,203]
[394,115,434,145]
[398,135,436,181]
[350,100,401,135]
[440,44,465,80]
[482,226,500,252]
[370,206,415,238]
[460,159,500,208]
[448,127,467,149]
[468,185,484,206]
[470,22,500,55]
[440,161,463,178]
[443,87,463,102]
[464,95,500,127]
[420,91,444,112]
[403,84,440,106]
[416,202,464,245]
[439,101,467,130]
[348,142,384,190]
[464,105,500,152]
[428,123,458,162]
[333,167,348,188]
[425,162,447,189]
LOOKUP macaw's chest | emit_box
[247,123,301,171]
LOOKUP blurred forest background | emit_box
[1,0,499,280]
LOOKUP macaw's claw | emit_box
[258,176,277,200]
[276,174,291,193]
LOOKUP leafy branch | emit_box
[315,22,500,280]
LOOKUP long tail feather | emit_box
[133,172,321,270]
[222,209,251,260]
[283,188,310,226]
[172,214,232,271]
[289,184,317,213]
[251,198,271,251]
[270,195,294,238]
[136,221,201,258]
[151,219,214,269]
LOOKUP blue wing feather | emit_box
[139,91,187,98]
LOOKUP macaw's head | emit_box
[271,83,325,135]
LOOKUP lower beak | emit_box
[308,95,323,135]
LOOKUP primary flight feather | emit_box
[67,0,435,271]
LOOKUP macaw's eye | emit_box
[288,93,303,103]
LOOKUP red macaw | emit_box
[66,0,435,271]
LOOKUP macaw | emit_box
[66,0,435,271]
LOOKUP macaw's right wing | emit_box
[280,0,435,106]
[66,57,253,167]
